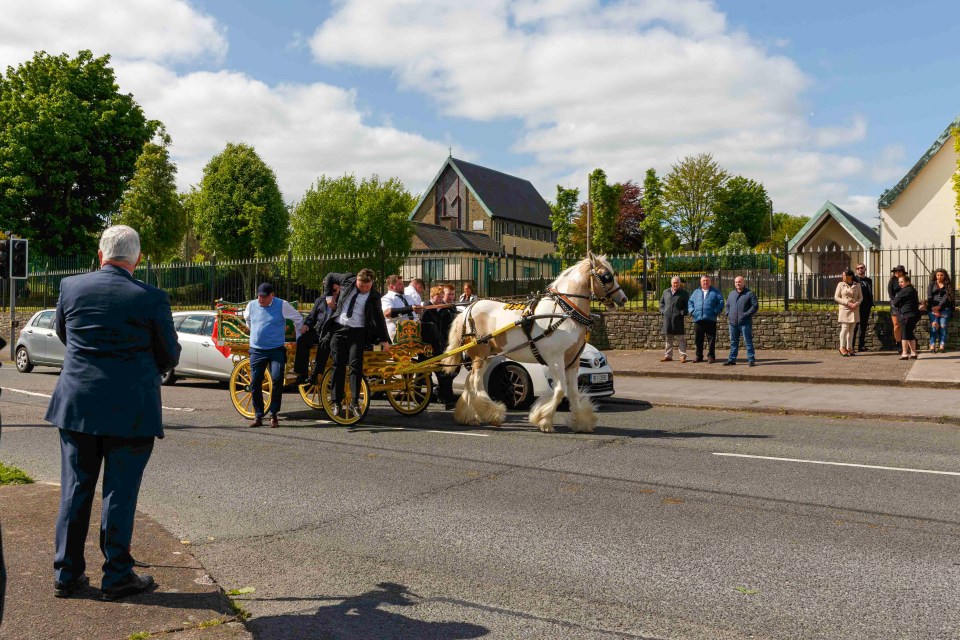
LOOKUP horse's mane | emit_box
[548,258,589,290]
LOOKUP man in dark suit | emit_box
[293,285,339,385]
[420,284,460,409]
[321,269,390,418]
[45,225,180,601]
[853,263,874,352]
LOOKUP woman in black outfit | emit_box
[926,268,953,352]
[892,275,920,360]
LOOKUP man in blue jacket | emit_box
[724,275,759,366]
[687,275,725,363]
[45,225,181,601]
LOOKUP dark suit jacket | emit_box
[44,265,181,439]
[320,272,390,344]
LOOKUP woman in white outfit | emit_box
[834,267,862,357]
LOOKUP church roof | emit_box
[878,114,960,209]
[789,200,880,252]
[412,222,503,253]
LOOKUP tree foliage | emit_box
[0,50,154,256]
[640,168,678,252]
[662,153,728,250]
[615,180,644,251]
[115,126,185,261]
[709,176,770,247]
[289,174,415,289]
[194,143,288,260]
[589,168,620,255]
[550,185,579,262]
[953,127,960,228]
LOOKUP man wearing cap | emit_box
[245,283,303,427]
[888,266,907,352]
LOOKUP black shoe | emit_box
[331,402,342,417]
[101,573,155,601]
[723,360,736,366]
[295,374,308,385]
[444,401,457,411]
[348,402,361,417]
[693,358,704,363]
[54,574,89,598]
[748,360,756,367]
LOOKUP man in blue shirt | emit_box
[724,275,759,366]
[687,275,725,363]
[245,283,303,427]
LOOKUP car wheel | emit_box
[160,369,177,386]
[491,362,534,411]
[15,346,34,373]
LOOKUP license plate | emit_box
[590,373,609,383]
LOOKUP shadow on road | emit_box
[592,426,771,440]
[247,581,488,640]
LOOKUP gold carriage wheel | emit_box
[230,359,272,419]
[320,367,370,426]
[297,356,324,410]
[386,372,433,417]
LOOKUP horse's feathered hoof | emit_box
[536,422,556,433]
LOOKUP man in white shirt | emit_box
[383,274,421,341]
[403,278,425,307]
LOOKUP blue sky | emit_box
[2,0,958,227]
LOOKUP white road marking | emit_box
[714,452,960,477]
[2,387,195,412]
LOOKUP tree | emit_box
[289,174,415,289]
[0,50,154,256]
[709,176,770,247]
[194,143,288,260]
[588,168,620,255]
[662,153,728,250]
[615,180,644,251]
[771,212,810,245]
[640,168,678,253]
[550,185,579,261]
[115,126,185,261]
[953,127,960,228]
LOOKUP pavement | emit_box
[2,347,959,639]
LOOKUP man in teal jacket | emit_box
[687,275,725,363]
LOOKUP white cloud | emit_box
[310,0,872,219]
[1,0,448,202]
[870,144,907,183]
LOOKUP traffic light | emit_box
[10,238,27,279]
[0,239,8,279]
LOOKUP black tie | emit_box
[346,291,358,318]
[399,294,411,318]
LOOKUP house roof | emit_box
[412,222,504,253]
[878,114,960,209]
[788,200,881,252]
[410,157,553,228]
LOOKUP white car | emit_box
[454,343,615,410]
[13,308,235,384]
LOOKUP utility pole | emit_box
[586,173,592,256]
[767,196,774,242]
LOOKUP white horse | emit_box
[442,254,628,432]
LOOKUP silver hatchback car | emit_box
[15,308,235,384]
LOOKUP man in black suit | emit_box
[321,269,390,418]
[294,284,339,385]
[853,263,874,352]
[420,284,460,409]
[45,225,180,601]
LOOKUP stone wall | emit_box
[0,311,36,352]
[590,310,959,351]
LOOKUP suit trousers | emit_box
[331,326,366,404]
[694,319,717,360]
[293,329,319,376]
[852,304,872,350]
[54,429,154,589]
[249,346,287,417]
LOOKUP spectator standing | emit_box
[45,225,180,601]
[926,268,954,352]
[404,278,425,307]
[888,265,907,351]
[459,282,478,303]
[659,276,689,362]
[724,275,759,367]
[834,268,863,356]
[245,283,303,427]
[892,274,920,359]
[853,263,873,352]
[687,275,724,363]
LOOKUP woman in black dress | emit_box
[892,274,920,360]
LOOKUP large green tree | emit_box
[115,126,185,261]
[708,175,770,247]
[953,127,960,228]
[0,50,154,256]
[588,168,620,255]
[615,180,644,251]
[640,168,678,253]
[194,142,288,260]
[663,153,728,250]
[550,185,579,261]
[289,174,415,289]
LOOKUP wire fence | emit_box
[5,242,957,314]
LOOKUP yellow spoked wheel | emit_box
[298,357,325,410]
[230,359,272,419]
[385,372,433,416]
[320,368,370,425]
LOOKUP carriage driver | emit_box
[382,274,422,342]
[321,269,391,419]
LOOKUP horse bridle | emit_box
[588,257,623,303]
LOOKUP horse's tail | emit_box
[442,311,468,374]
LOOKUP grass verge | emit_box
[0,461,33,486]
